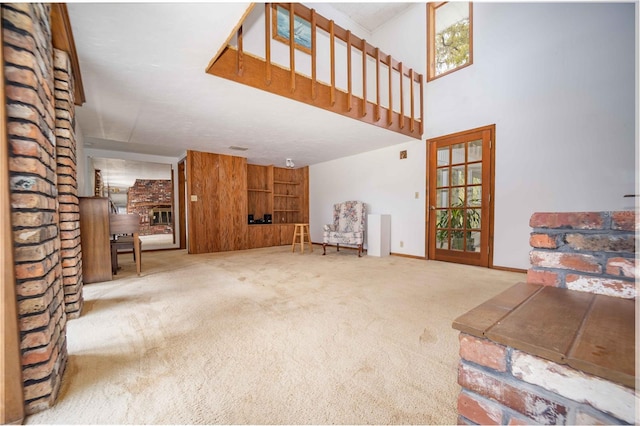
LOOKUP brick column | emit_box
[3,3,68,414]
[54,49,83,317]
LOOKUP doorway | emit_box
[427,125,495,267]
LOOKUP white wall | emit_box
[310,139,425,256]
[310,3,636,269]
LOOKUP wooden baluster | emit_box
[330,20,336,106]
[362,39,367,117]
[410,68,415,133]
[289,3,295,92]
[347,30,352,111]
[311,9,317,100]
[375,47,380,122]
[399,62,404,129]
[264,4,271,85]
[237,25,244,76]
[387,54,393,126]
[419,73,424,134]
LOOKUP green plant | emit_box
[436,197,480,250]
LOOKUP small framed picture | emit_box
[272,4,312,54]
[400,150,408,159]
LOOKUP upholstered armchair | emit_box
[322,201,366,257]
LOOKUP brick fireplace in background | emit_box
[454,211,637,425]
[127,179,173,235]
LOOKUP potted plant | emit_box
[436,197,480,251]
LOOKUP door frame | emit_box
[425,124,496,267]
[178,159,186,250]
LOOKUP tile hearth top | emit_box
[453,282,635,388]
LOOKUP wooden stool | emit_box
[291,223,313,253]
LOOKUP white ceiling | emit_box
[68,3,417,168]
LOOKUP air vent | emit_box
[229,146,249,151]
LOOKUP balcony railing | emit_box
[207,3,423,139]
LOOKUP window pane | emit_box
[437,147,450,166]
[468,163,482,185]
[436,167,449,187]
[451,143,465,164]
[451,165,465,186]
[451,187,465,207]
[468,231,481,252]
[436,229,449,249]
[434,2,471,76]
[467,209,481,230]
[436,189,449,208]
[468,139,482,162]
[466,187,482,207]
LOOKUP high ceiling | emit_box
[69,3,417,168]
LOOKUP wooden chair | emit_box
[109,213,142,276]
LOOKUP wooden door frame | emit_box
[178,159,186,250]
[425,124,495,267]
[1,18,26,423]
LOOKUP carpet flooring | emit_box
[25,246,525,424]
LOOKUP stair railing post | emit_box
[265,3,271,85]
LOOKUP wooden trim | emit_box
[426,2,474,83]
[50,3,86,105]
[391,252,427,260]
[310,9,317,99]
[410,68,415,132]
[399,62,404,129]
[387,54,392,125]
[375,48,380,122]
[1,19,25,423]
[492,265,527,274]
[330,20,335,105]
[236,25,244,76]
[178,160,186,250]
[288,3,295,91]
[346,30,352,111]
[265,3,271,84]
[419,73,424,134]
[361,38,367,117]
[206,3,256,71]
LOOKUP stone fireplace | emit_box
[453,211,637,424]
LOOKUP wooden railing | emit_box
[207,3,423,140]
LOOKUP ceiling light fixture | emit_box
[285,158,295,168]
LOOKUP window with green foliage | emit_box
[428,2,473,81]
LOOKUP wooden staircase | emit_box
[207,3,423,140]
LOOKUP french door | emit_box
[427,125,494,267]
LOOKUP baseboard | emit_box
[390,252,426,260]
[492,265,527,274]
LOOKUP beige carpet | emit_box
[26,246,525,425]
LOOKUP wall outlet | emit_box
[400,241,404,248]
[415,191,419,199]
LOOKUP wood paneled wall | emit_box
[186,151,248,254]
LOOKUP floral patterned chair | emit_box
[322,201,366,257]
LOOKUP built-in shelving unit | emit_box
[246,164,309,248]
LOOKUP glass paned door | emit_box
[428,127,493,266]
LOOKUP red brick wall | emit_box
[3,3,82,414]
[527,211,637,298]
[54,49,83,318]
[457,334,634,425]
[127,179,173,235]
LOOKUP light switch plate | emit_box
[190,195,198,202]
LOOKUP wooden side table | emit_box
[291,223,313,253]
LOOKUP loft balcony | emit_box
[207,3,424,140]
